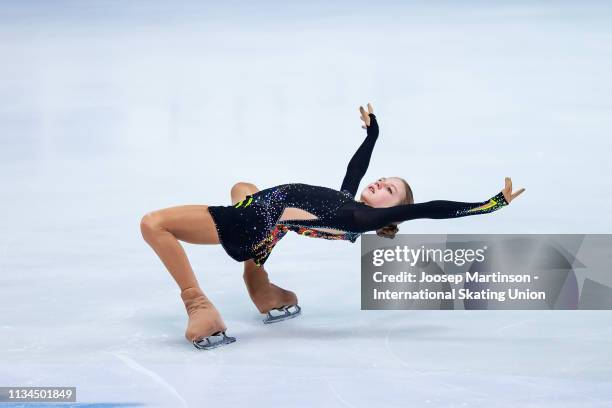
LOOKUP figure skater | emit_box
[139,103,525,349]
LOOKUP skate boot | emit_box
[244,270,301,324]
[261,284,301,324]
[181,287,235,350]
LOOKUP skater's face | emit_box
[360,177,406,207]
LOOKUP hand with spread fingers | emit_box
[502,177,525,204]
[359,103,374,129]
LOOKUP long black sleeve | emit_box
[340,113,379,198]
[348,191,509,232]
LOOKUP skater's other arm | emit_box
[350,178,525,232]
[340,104,379,198]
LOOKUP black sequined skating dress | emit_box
[206,114,508,266]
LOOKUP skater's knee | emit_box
[231,181,256,194]
[140,211,162,240]
[231,182,259,202]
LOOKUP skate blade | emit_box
[192,331,236,350]
[263,304,301,324]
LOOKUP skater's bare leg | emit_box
[140,205,219,290]
[140,205,228,342]
[231,182,298,313]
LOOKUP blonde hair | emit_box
[375,178,413,239]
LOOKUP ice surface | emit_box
[1,1,611,407]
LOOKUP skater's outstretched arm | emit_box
[340,104,379,198]
[350,178,525,232]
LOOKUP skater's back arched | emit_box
[140,102,525,350]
